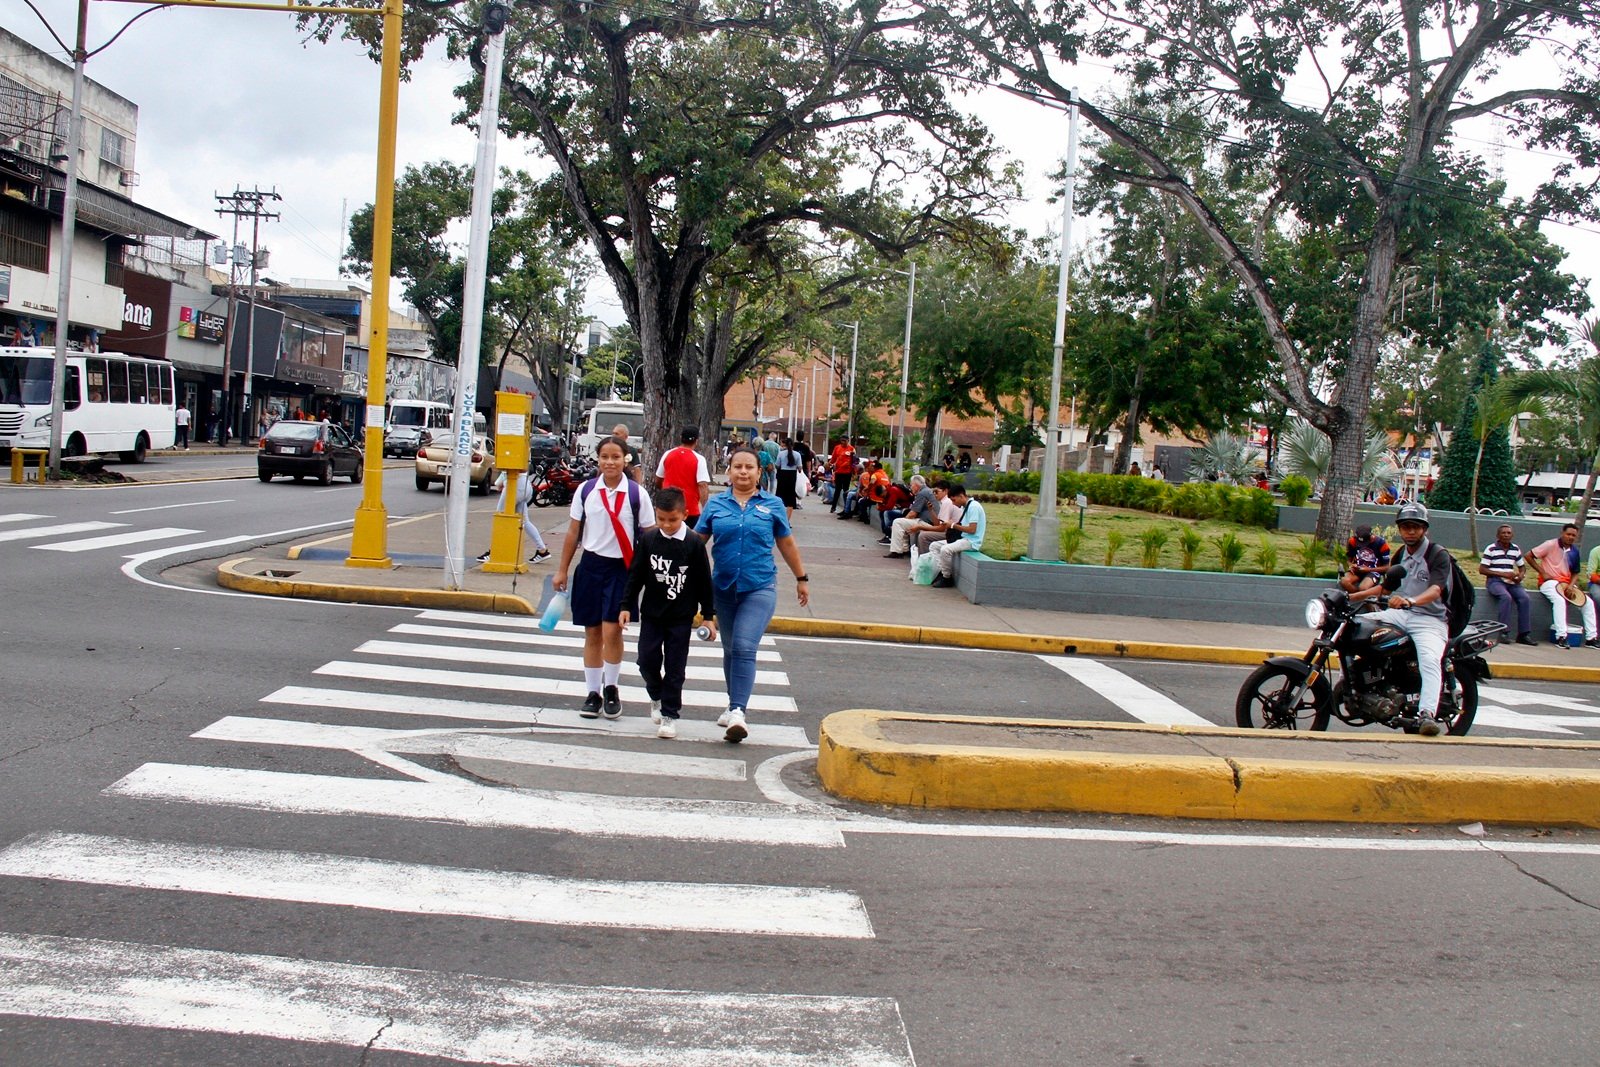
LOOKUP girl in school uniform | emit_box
[553,437,656,718]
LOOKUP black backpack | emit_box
[1395,542,1475,637]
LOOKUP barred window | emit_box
[0,202,49,272]
[99,126,128,168]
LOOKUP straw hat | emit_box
[1560,581,1588,607]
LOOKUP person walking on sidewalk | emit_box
[619,488,716,739]
[477,470,551,564]
[655,425,711,524]
[696,447,810,742]
[174,402,191,449]
[553,437,656,719]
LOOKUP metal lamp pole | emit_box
[1027,90,1079,562]
[844,321,859,443]
[46,0,89,479]
[442,0,507,590]
[895,262,915,479]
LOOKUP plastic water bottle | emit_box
[696,624,714,641]
[539,591,569,633]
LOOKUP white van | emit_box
[384,399,452,458]
[575,400,645,460]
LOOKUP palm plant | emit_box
[1279,420,1399,496]
[1191,431,1260,486]
[1499,360,1600,522]
[1104,529,1126,566]
[1461,380,1533,548]
[1213,532,1245,573]
[1178,526,1204,569]
[1137,525,1170,568]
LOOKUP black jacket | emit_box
[623,528,715,626]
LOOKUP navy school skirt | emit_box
[571,552,630,627]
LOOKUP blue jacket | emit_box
[695,489,792,593]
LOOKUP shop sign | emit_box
[274,358,344,390]
[178,306,226,344]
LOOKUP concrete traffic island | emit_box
[817,710,1600,828]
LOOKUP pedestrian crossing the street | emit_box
[0,607,916,1065]
[0,510,201,555]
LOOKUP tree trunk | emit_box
[1315,413,1363,544]
[1578,457,1600,529]
[1469,437,1487,551]
[920,406,941,468]
[1112,364,1146,474]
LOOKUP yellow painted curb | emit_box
[216,557,536,615]
[817,710,1600,828]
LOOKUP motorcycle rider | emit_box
[1349,502,1452,736]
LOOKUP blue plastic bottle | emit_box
[538,590,569,633]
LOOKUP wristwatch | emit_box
[795,574,810,582]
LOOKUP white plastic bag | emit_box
[912,551,937,586]
[908,545,919,581]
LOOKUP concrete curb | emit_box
[216,557,536,614]
[817,710,1600,828]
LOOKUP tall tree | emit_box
[1427,340,1522,519]
[319,0,1012,462]
[926,0,1599,540]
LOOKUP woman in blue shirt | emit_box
[696,447,810,742]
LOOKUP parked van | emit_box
[384,399,452,458]
[575,400,645,460]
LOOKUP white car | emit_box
[415,431,495,494]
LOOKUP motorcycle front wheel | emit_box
[1438,671,1479,736]
[1235,664,1332,731]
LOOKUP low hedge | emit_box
[983,471,1278,528]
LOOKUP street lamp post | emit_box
[1027,90,1080,562]
[836,321,860,443]
[894,263,916,480]
[46,0,89,480]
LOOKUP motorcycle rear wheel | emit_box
[1235,664,1331,731]
[533,488,557,508]
[1438,671,1478,736]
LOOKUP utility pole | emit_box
[215,187,281,443]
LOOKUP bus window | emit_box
[160,364,173,404]
[108,360,129,403]
[86,358,106,402]
[128,362,148,404]
[64,366,81,411]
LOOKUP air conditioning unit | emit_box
[118,170,139,187]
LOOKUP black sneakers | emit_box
[1516,633,1537,646]
[580,691,603,718]
[602,685,622,719]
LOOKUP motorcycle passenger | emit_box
[1338,523,1391,593]
[1349,503,1452,736]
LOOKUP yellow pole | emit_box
[346,0,403,567]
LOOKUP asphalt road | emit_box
[1,469,1597,1065]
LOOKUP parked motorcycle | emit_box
[1235,589,1505,736]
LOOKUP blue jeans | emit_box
[713,583,777,712]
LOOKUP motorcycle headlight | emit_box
[1304,598,1328,629]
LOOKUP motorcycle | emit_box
[531,459,581,508]
[1235,589,1505,736]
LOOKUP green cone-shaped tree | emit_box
[1427,341,1521,519]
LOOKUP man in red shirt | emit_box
[654,425,711,523]
[828,437,857,513]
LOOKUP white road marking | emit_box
[413,607,779,645]
[106,763,845,847]
[33,526,201,553]
[1473,705,1583,735]
[259,683,804,740]
[195,716,751,781]
[260,685,811,746]
[355,637,790,685]
[0,832,868,938]
[110,498,232,514]
[0,932,914,1066]
[1039,655,1212,726]
[0,520,120,543]
[389,621,781,660]
[0,512,50,524]
[1479,685,1600,714]
[315,659,800,713]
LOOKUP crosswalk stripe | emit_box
[0,932,914,1065]
[356,637,790,686]
[0,513,50,524]
[107,763,845,847]
[0,832,870,938]
[0,520,120,544]
[315,659,801,714]
[1479,686,1600,713]
[32,526,201,553]
[389,621,783,661]
[413,608,779,645]
[195,716,752,781]
[1472,706,1581,734]
[1039,656,1212,726]
[260,686,812,746]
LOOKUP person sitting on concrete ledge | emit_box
[928,484,986,589]
[884,475,939,558]
[912,482,960,557]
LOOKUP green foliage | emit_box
[1279,421,1399,496]
[1059,526,1084,564]
[1104,529,1125,566]
[1279,474,1313,507]
[1213,532,1245,573]
[1254,536,1280,576]
[1428,342,1524,515]
[1137,525,1170,568]
[1297,537,1326,578]
[1178,527,1204,570]
[998,530,1018,560]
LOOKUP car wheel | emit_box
[415,472,431,491]
[318,460,333,486]
[258,468,273,482]
[350,459,364,484]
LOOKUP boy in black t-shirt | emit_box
[619,488,716,739]
[1339,524,1392,592]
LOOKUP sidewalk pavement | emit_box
[210,487,1600,827]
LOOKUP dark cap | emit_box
[1354,524,1373,539]
[680,425,700,444]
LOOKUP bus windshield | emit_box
[390,407,427,428]
[0,356,55,406]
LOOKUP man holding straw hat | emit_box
[1526,523,1598,649]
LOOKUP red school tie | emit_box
[600,486,633,568]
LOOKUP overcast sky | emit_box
[8,1,1597,338]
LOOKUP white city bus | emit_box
[0,347,176,462]
[575,400,645,459]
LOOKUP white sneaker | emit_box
[657,718,677,739]
[649,700,663,724]
[723,707,747,744]
[716,707,733,728]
